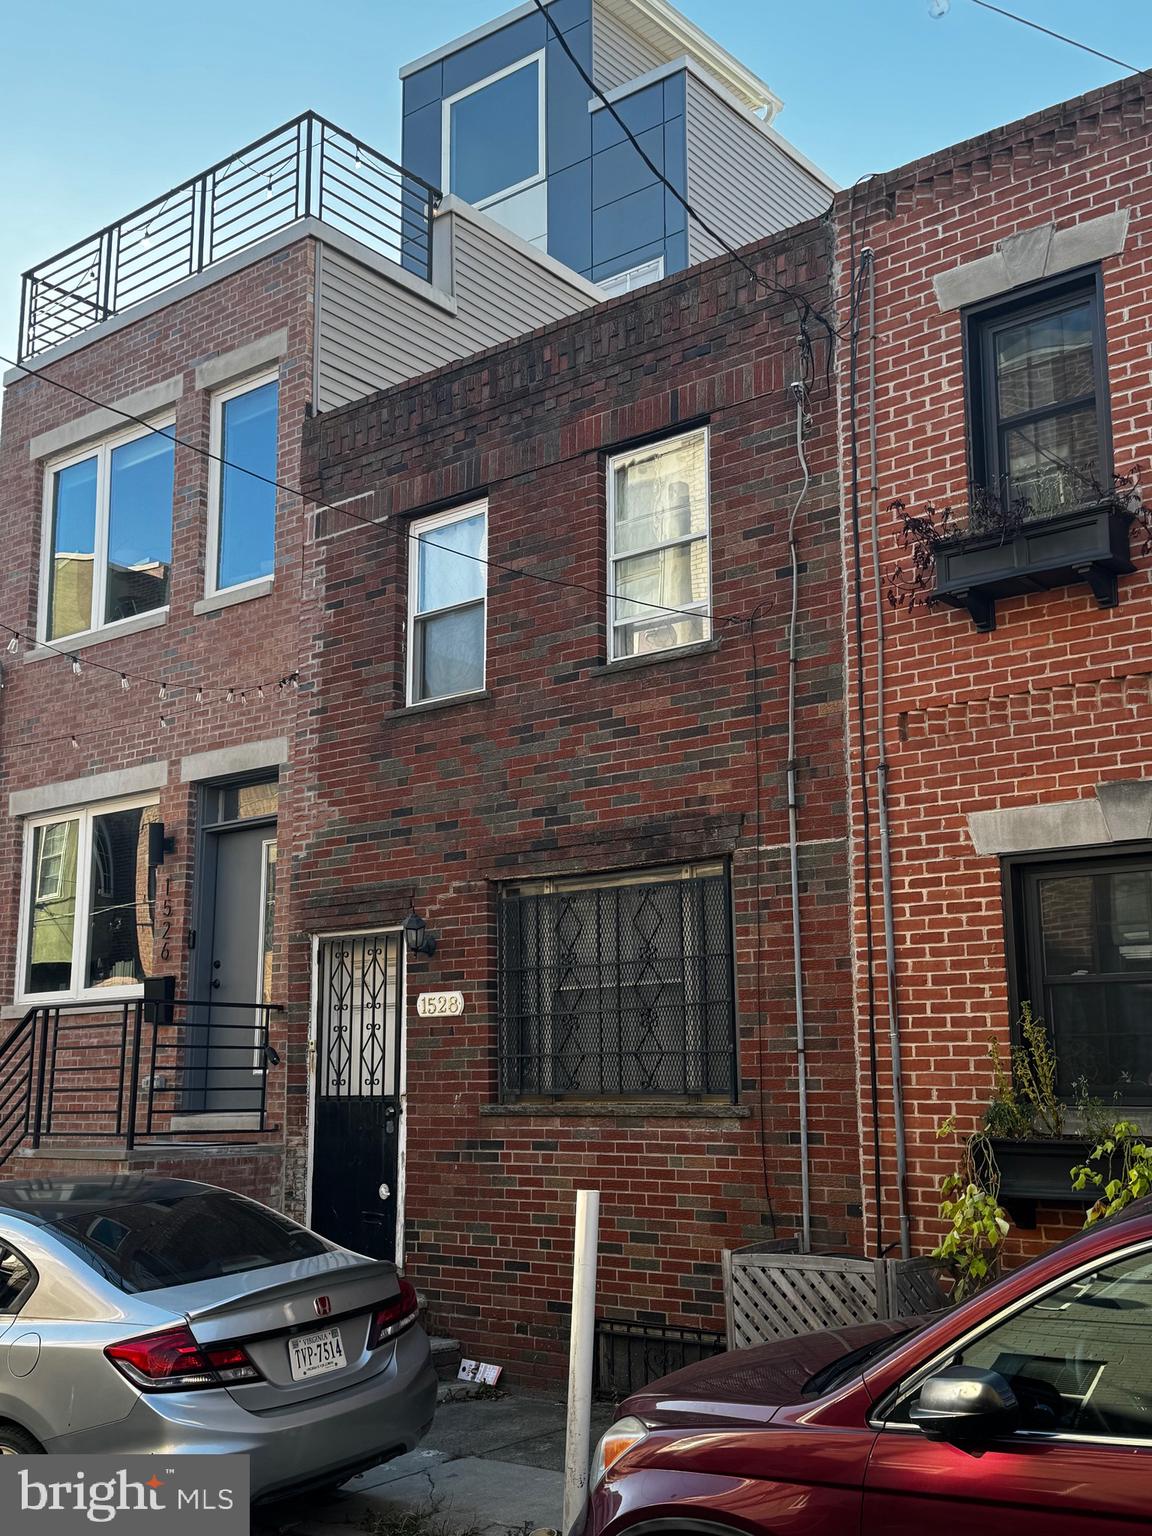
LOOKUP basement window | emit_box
[499,863,735,1100]
[40,423,174,643]
[18,797,161,1003]
[607,428,711,660]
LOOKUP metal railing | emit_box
[0,993,282,1165]
[18,111,442,361]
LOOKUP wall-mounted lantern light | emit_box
[403,909,437,957]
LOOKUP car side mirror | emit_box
[909,1366,1020,1442]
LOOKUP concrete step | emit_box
[430,1335,463,1381]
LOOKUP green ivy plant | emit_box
[931,1118,1012,1300]
[1071,1121,1152,1226]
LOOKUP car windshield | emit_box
[44,1188,330,1292]
[802,1328,919,1398]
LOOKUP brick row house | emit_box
[4,0,1152,1382]
[837,72,1152,1263]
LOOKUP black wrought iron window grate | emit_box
[499,864,736,1101]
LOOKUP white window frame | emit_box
[406,501,488,707]
[605,426,712,663]
[441,52,547,211]
[599,256,666,298]
[38,419,175,645]
[16,794,159,1006]
[205,371,280,599]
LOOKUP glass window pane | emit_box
[105,431,174,624]
[449,62,540,205]
[48,457,98,639]
[1004,405,1100,515]
[217,381,278,590]
[1111,872,1152,967]
[26,820,78,994]
[612,540,709,657]
[0,1246,34,1315]
[212,780,279,824]
[85,806,150,990]
[261,842,277,1007]
[995,302,1094,418]
[1038,875,1096,975]
[953,1250,1152,1439]
[1047,981,1152,1101]
[416,513,485,613]
[416,603,484,700]
[614,437,708,556]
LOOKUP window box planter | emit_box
[934,504,1134,632]
[989,1136,1101,1227]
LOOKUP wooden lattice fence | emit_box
[722,1241,949,1351]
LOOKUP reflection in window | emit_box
[215,379,279,591]
[409,505,486,703]
[23,803,156,1000]
[260,841,277,1007]
[608,430,710,659]
[208,779,280,825]
[1019,859,1152,1099]
[45,429,173,642]
[447,58,542,207]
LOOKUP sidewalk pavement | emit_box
[258,1390,618,1536]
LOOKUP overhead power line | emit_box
[964,0,1143,76]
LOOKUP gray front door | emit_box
[203,823,274,1110]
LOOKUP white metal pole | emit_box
[562,1188,600,1536]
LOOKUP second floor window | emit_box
[42,424,174,642]
[968,273,1110,517]
[607,428,711,660]
[209,375,279,594]
[407,503,487,705]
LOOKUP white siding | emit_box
[592,3,670,91]
[684,74,830,266]
[316,216,596,412]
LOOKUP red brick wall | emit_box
[299,226,861,1377]
[835,75,1152,1260]
[0,239,318,1204]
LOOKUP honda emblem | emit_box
[314,1294,332,1318]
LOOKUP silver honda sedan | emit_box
[0,1177,437,1500]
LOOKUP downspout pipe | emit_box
[786,380,813,1255]
[863,249,912,1260]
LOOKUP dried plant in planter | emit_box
[885,468,1151,614]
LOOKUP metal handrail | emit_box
[18,111,442,361]
[0,996,283,1166]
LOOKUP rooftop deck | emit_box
[17,112,441,363]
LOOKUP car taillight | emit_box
[105,1327,262,1391]
[368,1277,419,1349]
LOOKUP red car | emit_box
[584,1200,1152,1534]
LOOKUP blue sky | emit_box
[1,0,1149,363]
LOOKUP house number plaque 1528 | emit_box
[416,992,465,1018]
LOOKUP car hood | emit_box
[620,1317,924,1429]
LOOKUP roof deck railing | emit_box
[17,111,442,363]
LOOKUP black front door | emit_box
[311,933,403,1259]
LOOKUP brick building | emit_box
[295,223,859,1371]
[836,72,1152,1259]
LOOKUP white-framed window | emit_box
[407,502,488,705]
[206,373,279,596]
[606,427,711,661]
[599,256,666,298]
[17,796,160,1003]
[442,53,546,210]
[39,421,175,644]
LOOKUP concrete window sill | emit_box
[23,608,168,661]
[194,578,274,616]
[589,638,722,676]
[480,1101,749,1119]
[386,690,491,722]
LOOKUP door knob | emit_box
[211,979,221,990]
[379,1184,391,1200]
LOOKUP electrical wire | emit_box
[528,0,841,383]
[964,0,1144,75]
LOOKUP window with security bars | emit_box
[499,864,735,1100]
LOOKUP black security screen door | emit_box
[310,934,403,1259]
